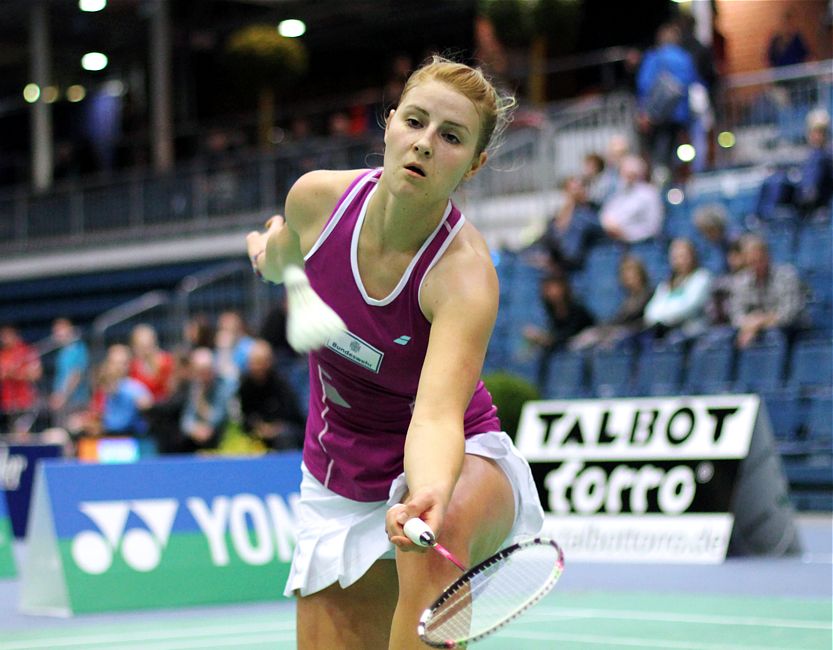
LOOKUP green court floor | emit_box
[1,590,830,650]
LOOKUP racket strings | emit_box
[422,543,562,644]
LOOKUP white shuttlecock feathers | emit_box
[283,264,346,353]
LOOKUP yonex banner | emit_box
[20,453,302,616]
[516,394,799,563]
[0,486,15,578]
[1,442,63,538]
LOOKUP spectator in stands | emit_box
[48,318,90,429]
[178,347,236,452]
[181,313,215,352]
[693,202,741,273]
[706,239,746,328]
[129,324,174,401]
[214,310,255,384]
[729,234,806,348]
[795,109,833,218]
[597,134,631,199]
[643,238,712,346]
[84,344,153,437]
[259,293,297,363]
[766,10,810,69]
[238,339,304,451]
[570,255,653,350]
[599,155,664,243]
[523,273,595,387]
[144,351,190,455]
[635,23,699,183]
[537,175,602,272]
[582,153,615,208]
[0,325,43,435]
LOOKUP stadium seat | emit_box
[590,348,634,397]
[734,337,787,393]
[796,222,832,274]
[684,336,734,394]
[542,350,588,399]
[633,344,685,396]
[788,339,833,394]
[761,393,803,445]
[805,393,833,449]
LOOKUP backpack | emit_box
[645,70,685,124]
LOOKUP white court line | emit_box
[497,630,803,650]
[521,606,832,630]
[0,621,293,650]
[86,633,296,650]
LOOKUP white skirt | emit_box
[284,431,545,597]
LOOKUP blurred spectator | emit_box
[182,313,215,352]
[177,347,236,453]
[523,274,595,387]
[643,238,712,346]
[795,109,833,217]
[238,340,304,451]
[570,255,653,351]
[582,153,613,208]
[600,155,664,243]
[706,239,746,327]
[48,318,90,429]
[83,344,153,437]
[0,325,43,435]
[636,23,699,182]
[259,294,297,362]
[214,310,255,384]
[693,202,741,272]
[144,352,190,455]
[676,13,717,173]
[729,234,806,348]
[538,175,602,272]
[766,10,810,69]
[129,324,174,401]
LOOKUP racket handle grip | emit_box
[403,518,436,547]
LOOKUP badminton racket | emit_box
[404,517,564,648]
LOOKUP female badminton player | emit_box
[247,56,544,650]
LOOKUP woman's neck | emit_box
[365,183,449,254]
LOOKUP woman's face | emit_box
[670,241,696,275]
[383,79,486,202]
[620,262,643,291]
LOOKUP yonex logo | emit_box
[71,499,178,575]
[394,335,411,345]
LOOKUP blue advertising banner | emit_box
[21,452,303,615]
[1,443,64,538]
[0,485,15,578]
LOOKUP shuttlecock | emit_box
[284,264,346,353]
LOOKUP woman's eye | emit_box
[406,118,422,128]
[443,133,461,144]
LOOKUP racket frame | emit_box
[417,537,565,648]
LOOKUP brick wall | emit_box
[716,0,831,75]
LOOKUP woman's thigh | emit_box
[295,559,398,650]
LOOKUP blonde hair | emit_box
[399,55,515,157]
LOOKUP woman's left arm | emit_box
[390,238,498,545]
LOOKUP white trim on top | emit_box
[351,196,454,307]
[417,212,466,318]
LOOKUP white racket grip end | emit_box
[404,518,435,547]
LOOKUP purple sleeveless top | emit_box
[302,168,501,502]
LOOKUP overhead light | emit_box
[278,19,306,38]
[79,0,107,12]
[67,84,87,102]
[23,83,40,103]
[43,86,60,103]
[676,144,696,163]
[717,131,736,149]
[81,52,108,71]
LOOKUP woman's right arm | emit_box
[247,170,361,284]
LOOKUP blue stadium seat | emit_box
[806,393,833,450]
[734,338,787,394]
[590,348,634,397]
[633,344,685,396]
[796,222,833,274]
[684,336,734,394]
[542,350,588,399]
[788,339,833,394]
[761,393,804,445]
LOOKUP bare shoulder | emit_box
[421,222,498,321]
[284,169,368,251]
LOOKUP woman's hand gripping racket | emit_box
[404,518,565,648]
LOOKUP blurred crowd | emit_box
[0,309,305,458]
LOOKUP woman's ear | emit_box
[463,151,488,181]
